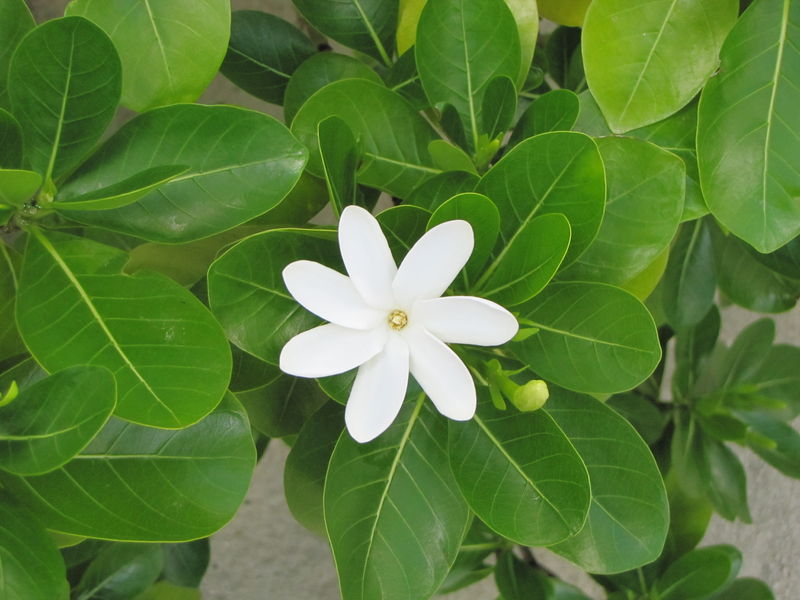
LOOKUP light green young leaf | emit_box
[0,395,255,542]
[17,230,231,429]
[8,17,121,183]
[697,0,800,252]
[0,169,40,207]
[66,0,231,112]
[583,0,738,133]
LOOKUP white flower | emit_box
[279,205,519,443]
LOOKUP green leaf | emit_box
[583,0,738,133]
[437,519,497,594]
[133,582,201,600]
[0,169,40,207]
[697,0,800,252]
[74,543,163,600]
[559,137,685,286]
[0,245,24,362]
[0,0,34,108]
[478,132,605,266]
[8,17,121,183]
[0,495,69,599]
[743,344,800,420]
[606,394,668,445]
[161,539,209,588]
[514,282,662,394]
[208,228,337,365]
[58,104,307,243]
[494,552,550,600]
[291,0,397,66]
[17,230,231,428]
[739,412,800,479]
[711,578,774,600]
[325,397,469,600]
[428,140,476,174]
[503,0,539,88]
[284,402,344,535]
[547,389,669,574]
[654,545,742,600]
[405,170,478,209]
[749,235,800,280]
[0,395,255,542]
[673,305,721,399]
[283,53,382,125]
[716,232,800,313]
[0,108,23,168]
[416,0,520,150]
[448,392,591,546]
[619,246,669,301]
[663,471,713,560]
[545,26,583,91]
[0,366,115,476]
[481,76,518,140]
[508,89,580,150]
[428,192,499,287]
[318,116,360,215]
[477,213,571,307]
[220,11,315,105]
[376,204,431,262]
[292,79,440,198]
[66,0,231,112]
[662,219,717,330]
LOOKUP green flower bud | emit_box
[511,379,549,412]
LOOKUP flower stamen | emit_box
[388,310,408,330]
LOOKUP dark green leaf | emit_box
[697,0,800,252]
[545,26,582,90]
[437,519,497,594]
[654,545,741,600]
[478,132,605,266]
[284,402,344,535]
[162,539,210,588]
[318,116,360,215]
[508,89,580,150]
[59,104,307,243]
[662,471,713,561]
[711,578,774,600]
[405,171,479,210]
[0,495,68,599]
[8,17,121,182]
[74,543,163,600]
[514,282,661,394]
[66,0,230,112]
[133,582,201,600]
[448,392,591,546]
[749,236,800,280]
[0,0,34,108]
[325,397,469,600]
[559,137,684,286]
[220,11,315,105]
[0,366,115,476]
[17,230,231,428]
[673,305,721,400]
[482,76,517,140]
[494,553,551,600]
[739,412,800,479]
[376,204,431,263]
[283,53,382,124]
[743,344,800,419]
[547,389,669,574]
[0,108,23,167]
[0,395,255,542]
[0,244,24,362]
[384,47,428,110]
[606,394,668,445]
[292,79,440,198]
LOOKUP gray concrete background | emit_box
[22,1,800,598]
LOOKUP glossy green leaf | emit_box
[0,169,40,207]
[448,392,591,546]
[17,230,231,428]
[284,402,344,535]
[0,108,23,168]
[416,0,520,150]
[292,0,396,65]
[662,219,717,330]
[0,0,34,108]
[697,0,800,252]
[428,192,499,286]
[58,104,307,243]
[0,366,115,476]
[509,89,580,150]
[66,0,230,112]
[283,53,382,124]
[482,76,517,140]
[220,11,315,105]
[494,552,550,600]
[162,539,210,588]
[504,0,539,87]
[385,47,428,110]
[318,116,360,216]
[547,389,669,574]
[560,137,684,286]
[749,235,800,280]
[325,397,469,600]
[0,395,255,542]
[428,140,476,175]
[514,282,661,394]
[0,245,24,362]
[654,545,741,600]
[583,0,737,133]
[0,495,69,600]
[208,228,337,365]
[478,213,570,307]
[8,17,121,183]
[292,79,440,198]
[711,578,774,600]
[406,170,478,209]
[739,412,800,479]
[376,204,431,262]
[478,132,605,266]
[619,246,669,301]
[74,543,163,600]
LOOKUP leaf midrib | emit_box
[44,26,76,184]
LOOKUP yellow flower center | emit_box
[388,310,408,330]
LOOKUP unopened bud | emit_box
[511,380,549,412]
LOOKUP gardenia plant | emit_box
[0,0,798,599]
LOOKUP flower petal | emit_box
[345,335,410,443]
[393,220,474,306]
[283,260,384,329]
[280,324,387,378]
[415,296,519,346]
[339,205,397,309]
[404,326,476,421]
